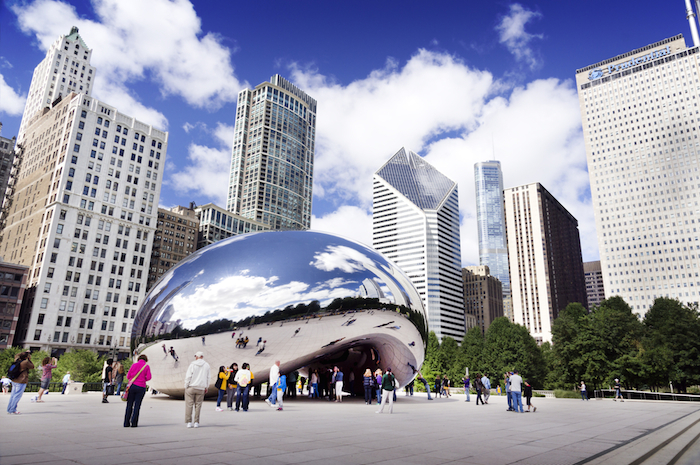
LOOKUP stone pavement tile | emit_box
[30,443,94,454]
[234,447,291,458]
[0,453,60,465]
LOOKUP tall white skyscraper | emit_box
[1,29,166,357]
[373,148,465,341]
[227,75,316,230]
[504,183,587,344]
[17,26,96,145]
[576,33,700,313]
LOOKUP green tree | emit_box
[54,349,105,383]
[460,327,485,379]
[483,317,545,388]
[643,298,700,392]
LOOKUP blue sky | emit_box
[1,0,696,265]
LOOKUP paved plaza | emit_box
[2,391,700,465]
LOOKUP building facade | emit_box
[462,265,503,334]
[146,205,199,291]
[195,203,268,250]
[474,161,511,305]
[227,75,316,230]
[0,260,29,348]
[373,147,465,341]
[17,27,95,145]
[576,34,700,313]
[2,92,166,357]
[504,183,587,344]
[584,260,606,308]
[0,129,16,212]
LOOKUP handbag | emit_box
[121,363,147,402]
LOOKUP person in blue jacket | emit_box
[276,373,287,411]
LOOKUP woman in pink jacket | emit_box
[124,354,152,427]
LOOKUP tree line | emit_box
[422,296,700,393]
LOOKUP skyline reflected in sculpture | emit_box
[132,231,427,397]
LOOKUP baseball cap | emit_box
[194,351,204,357]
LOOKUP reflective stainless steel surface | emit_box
[132,230,427,397]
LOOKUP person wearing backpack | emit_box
[7,351,34,415]
[375,367,396,414]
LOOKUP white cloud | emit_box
[13,0,247,128]
[0,74,26,116]
[496,4,543,70]
[311,206,373,247]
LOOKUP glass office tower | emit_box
[474,161,510,305]
[373,148,466,341]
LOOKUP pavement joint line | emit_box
[572,408,700,465]
[667,427,700,465]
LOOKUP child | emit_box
[276,372,287,411]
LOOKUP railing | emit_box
[12,382,105,393]
[595,389,700,402]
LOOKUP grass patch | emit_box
[554,389,582,399]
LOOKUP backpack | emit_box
[8,360,23,379]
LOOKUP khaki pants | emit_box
[185,387,205,423]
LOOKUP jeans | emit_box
[476,389,484,405]
[216,389,225,407]
[62,382,68,394]
[507,391,513,409]
[115,381,123,396]
[465,387,470,401]
[236,385,250,411]
[267,382,277,405]
[512,391,523,412]
[311,382,319,398]
[7,382,26,413]
[422,381,432,399]
[364,385,373,403]
[226,386,237,408]
[376,387,382,403]
[581,390,588,400]
[377,389,394,413]
[124,384,146,426]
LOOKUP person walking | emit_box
[124,354,152,427]
[376,367,397,414]
[34,356,57,402]
[234,362,252,411]
[443,376,451,397]
[215,366,230,411]
[580,381,589,401]
[510,370,524,413]
[2,376,12,394]
[226,363,238,410]
[474,375,485,405]
[524,379,536,412]
[265,360,281,407]
[61,372,71,394]
[184,351,210,428]
[481,374,491,404]
[614,378,624,402]
[434,374,442,398]
[102,359,114,403]
[7,351,33,414]
[505,372,513,411]
[276,372,287,411]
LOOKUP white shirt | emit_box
[184,358,211,390]
[234,369,252,387]
[62,374,71,383]
[509,374,523,392]
[269,364,280,386]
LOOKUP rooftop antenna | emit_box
[686,0,700,47]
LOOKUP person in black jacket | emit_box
[524,380,536,412]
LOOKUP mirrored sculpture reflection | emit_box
[132,230,427,397]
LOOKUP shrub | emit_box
[554,389,582,399]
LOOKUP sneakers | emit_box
[102,399,109,403]
[277,407,283,411]
[187,422,192,428]
[8,411,20,415]
[193,422,199,428]
[215,407,223,412]
[533,407,537,412]
[265,399,272,407]
[228,407,233,411]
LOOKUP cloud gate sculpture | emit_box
[132,230,427,397]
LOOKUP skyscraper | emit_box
[1,28,166,357]
[576,33,700,312]
[504,183,587,344]
[17,27,95,145]
[584,261,606,308]
[462,265,503,333]
[227,75,316,230]
[0,127,16,211]
[373,148,465,341]
[474,161,510,305]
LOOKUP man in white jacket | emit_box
[265,360,281,407]
[184,351,210,428]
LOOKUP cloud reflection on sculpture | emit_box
[132,230,427,397]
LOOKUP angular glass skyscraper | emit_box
[474,161,510,304]
[373,148,465,341]
[227,75,316,230]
